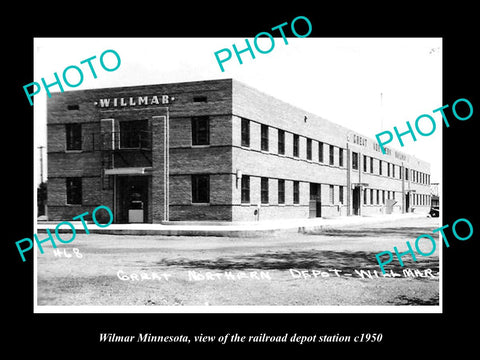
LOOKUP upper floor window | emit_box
[66,123,82,151]
[261,124,269,151]
[352,152,359,170]
[319,142,324,163]
[306,138,312,160]
[241,118,250,147]
[193,96,207,102]
[278,130,285,155]
[191,116,210,146]
[293,134,299,157]
[120,119,149,148]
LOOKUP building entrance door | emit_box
[353,187,360,215]
[117,176,149,223]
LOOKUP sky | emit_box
[34,37,442,187]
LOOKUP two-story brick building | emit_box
[46,78,432,223]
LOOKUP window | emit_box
[329,145,335,165]
[352,152,358,170]
[392,164,396,178]
[339,149,344,167]
[191,116,210,146]
[261,177,269,204]
[120,119,149,148]
[329,185,334,204]
[66,177,82,205]
[310,183,320,201]
[387,162,391,177]
[193,96,207,102]
[261,124,269,151]
[306,138,312,160]
[241,175,250,203]
[370,157,374,173]
[405,167,409,180]
[241,118,250,147]
[278,179,285,204]
[318,142,324,162]
[278,130,285,155]
[370,188,374,204]
[293,134,299,157]
[382,190,385,204]
[191,175,210,203]
[66,123,82,151]
[363,155,367,172]
[364,188,368,205]
[379,160,383,175]
[339,185,344,204]
[293,181,300,204]
[376,189,380,204]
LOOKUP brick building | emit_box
[46,78,432,223]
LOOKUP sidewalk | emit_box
[36,213,428,237]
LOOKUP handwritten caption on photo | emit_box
[116,268,438,282]
[16,205,113,262]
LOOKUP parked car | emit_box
[429,206,439,217]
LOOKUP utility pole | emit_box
[380,92,384,132]
[38,146,44,183]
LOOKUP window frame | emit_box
[261,177,269,204]
[293,134,299,157]
[352,152,358,170]
[66,123,82,151]
[278,129,285,155]
[241,175,250,203]
[191,116,210,146]
[241,118,250,147]
[306,138,312,160]
[191,174,210,204]
[66,177,82,205]
[119,119,149,149]
[278,179,285,204]
[293,181,300,204]
[319,141,324,163]
[261,124,269,151]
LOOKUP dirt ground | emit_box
[36,216,440,309]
